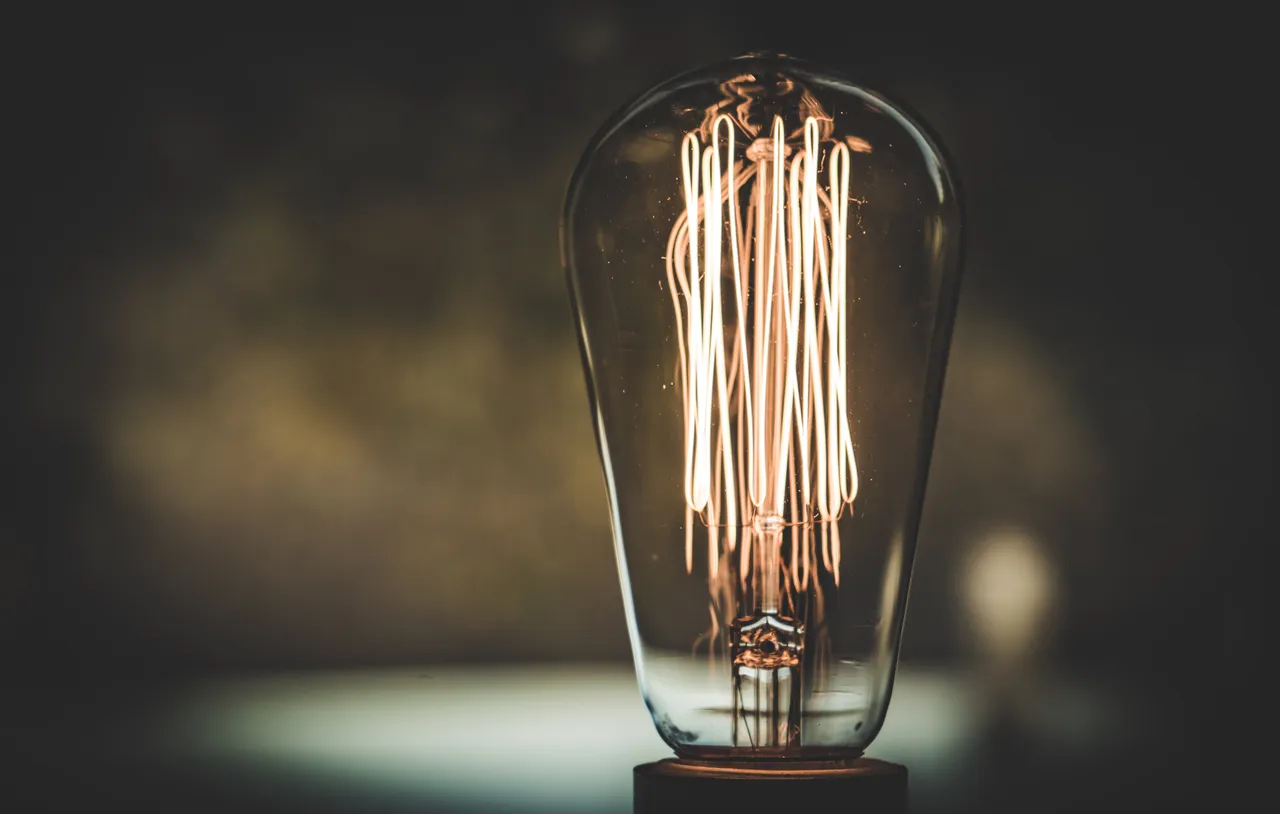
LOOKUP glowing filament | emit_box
[667,114,858,585]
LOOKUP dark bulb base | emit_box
[634,757,907,813]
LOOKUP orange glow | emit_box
[666,111,860,628]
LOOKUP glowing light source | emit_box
[668,114,858,591]
[962,528,1056,661]
[563,53,963,760]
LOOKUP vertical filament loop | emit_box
[666,114,860,585]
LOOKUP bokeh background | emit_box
[3,4,1259,812]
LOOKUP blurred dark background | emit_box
[2,3,1261,812]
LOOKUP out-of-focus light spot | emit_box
[961,528,1055,661]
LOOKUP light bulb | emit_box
[563,53,962,762]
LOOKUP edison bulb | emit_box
[562,53,962,760]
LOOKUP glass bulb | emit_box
[562,53,962,760]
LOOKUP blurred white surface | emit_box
[145,665,1029,812]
